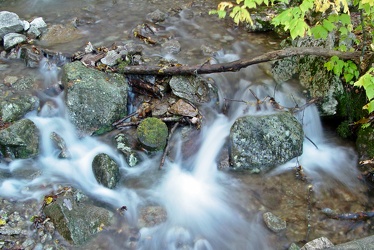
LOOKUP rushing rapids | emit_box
[0,0,370,249]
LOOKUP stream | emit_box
[0,0,372,249]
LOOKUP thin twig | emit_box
[159,122,180,170]
[305,135,319,149]
[112,111,139,126]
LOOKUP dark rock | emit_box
[263,212,286,233]
[19,45,42,68]
[137,117,168,151]
[92,153,120,189]
[169,75,217,105]
[229,112,303,173]
[0,119,39,159]
[356,125,374,161]
[0,11,24,39]
[43,189,114,245]
[61,61,128,134]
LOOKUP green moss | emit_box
[137,118,168,151]
[357,125,374,159]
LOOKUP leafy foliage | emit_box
[211,0,374,126]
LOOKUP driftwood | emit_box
[118,47,363,75]
[322,208,374,221]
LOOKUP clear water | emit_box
[0,0,369,249]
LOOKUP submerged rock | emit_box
[263,212,287,233]
[0,119,39,159]
[169,75,217,105]
[92,153,120,189]
[62,61,128,134]
[137,117,168,151]
[229,112,303,173]
[43,189,114,245]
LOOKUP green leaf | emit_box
[339,14,351,25]
[339,26,348,36]
[327,14,339,22]
[365,82,374,100]
[300,0,313,13]
[311,25,328,39]
[290,19,308,39]
[366,100,374,113]
[322,19,336,32]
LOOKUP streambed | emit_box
[0,0,372,249]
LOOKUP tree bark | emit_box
[118,47,363,76]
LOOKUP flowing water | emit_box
[0,0,371,249]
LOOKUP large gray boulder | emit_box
[61,61,128,134]
[0,11,24,39]
[229,112,303,173]
[0,119,39,159]
[3,33,26,50]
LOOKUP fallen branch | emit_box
[118,47,363,75]
[321,208,374,221]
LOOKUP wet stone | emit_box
[138,206,167,228]
[263,212,287,233]
[43,189,114,245]
[161,40,181,54]
[137,117,168,151]
[0,119,39,159]
[115,133,140,167]
[92,153,120,189]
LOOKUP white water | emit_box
[0,54,362,249]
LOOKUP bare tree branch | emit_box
[118,47,363,75]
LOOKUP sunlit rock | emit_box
[169,75,217,105]
[137,117,168,151]
[0,119,39,159]
[300,237,334,250]
[3,33,26,50]
[229,112,303,173]
[92,153,120,189]
[0,11,24,39]
[61,61,128,134]
[43,189,114,245]
[169,99,198,117]
[100,50,121,67]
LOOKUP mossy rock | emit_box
[137,118,168,151]
[356,125,374,160]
